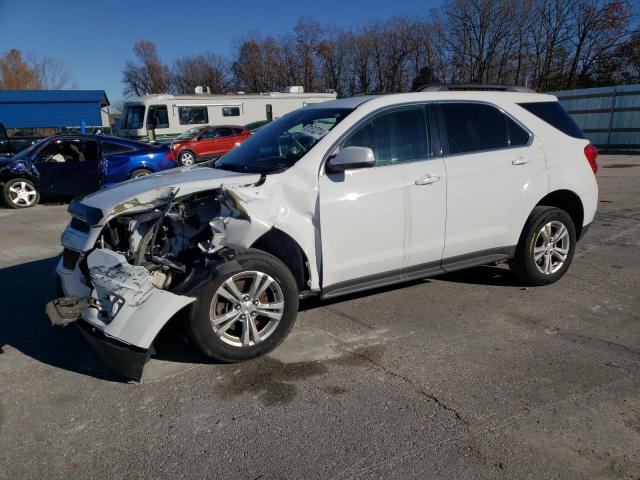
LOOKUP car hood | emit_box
[77,166,261,224]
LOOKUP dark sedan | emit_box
[0,134,177,208]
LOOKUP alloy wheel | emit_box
[180,152,195,166]
[209,271,285,347]
[533,220,570,275]
[8,181,37,207]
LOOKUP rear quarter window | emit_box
[440,103,509,154]
[518,102,585,139]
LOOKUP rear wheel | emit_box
[186,249,299,362]
[130,168,152,178]
[2,178,40,208]
[179,150,196,166]
[509,206,576,285]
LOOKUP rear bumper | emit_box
[76,320,150,381]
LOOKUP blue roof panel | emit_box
[0,90,108,128]
[0,90,109,105]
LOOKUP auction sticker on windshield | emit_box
[302,124,330,140]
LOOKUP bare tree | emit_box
[122,41,169,97]
[171,53,232,94]
[27,54,77,89]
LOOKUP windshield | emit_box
[215,108,352,174]
[122,105,146,130]
[11,138,48,160]
[175,127,201,141]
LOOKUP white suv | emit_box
[49,85,599,379]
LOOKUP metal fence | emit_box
[550,84,640,149]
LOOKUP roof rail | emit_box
[417,83,535,93]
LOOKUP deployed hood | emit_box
[75,166,261,225]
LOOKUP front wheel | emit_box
[179,150,196,166]
[186,249,299,362]
[2,178,40,208]
[509,206,577,285]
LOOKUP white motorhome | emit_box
[120,87,337,141]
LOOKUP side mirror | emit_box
[326,146,375,173]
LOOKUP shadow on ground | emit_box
[0,256,120,381]
[0,257,522,381]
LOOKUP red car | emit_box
[171,125,250,166]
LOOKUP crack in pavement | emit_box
[336,374,637,479]
[323,309,469,426]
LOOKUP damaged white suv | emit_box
[49,85,599,379]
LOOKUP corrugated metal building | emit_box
[550,84,640,149]
[0,90,110,131]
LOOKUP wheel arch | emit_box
[535,189,585,239]
[128,166,155,178]
[250,228,310,292]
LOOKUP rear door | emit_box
[437,102,548,260]
[213,127,236,155]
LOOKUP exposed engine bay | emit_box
[92,187,250,293]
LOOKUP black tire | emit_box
[178,150,197,166]
[509,206,577,286]
[130,168,152,178]
[186,249,299,362]
[1,177,40,209]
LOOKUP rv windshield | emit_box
[215,108,352,174]
[122,105,146,130]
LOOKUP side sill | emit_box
[321,262,443,300]
[320,246,516,300]
[440,246,516,273]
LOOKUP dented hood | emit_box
[75,166,260,224]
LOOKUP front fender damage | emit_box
[50,183,270,380]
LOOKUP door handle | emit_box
[415,174,441,186]
[512,157,530,166]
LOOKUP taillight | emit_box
[165,150,176,161]
[584,143,598,174]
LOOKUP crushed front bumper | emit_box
[45,295,151,380]
[52,249,196,381]
[76,320,150,380]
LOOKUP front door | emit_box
[319,105,446,288]
[35,139,100,197]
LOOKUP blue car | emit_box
[0,134,177,208]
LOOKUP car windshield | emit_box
[174,127,202,141]
[11,138,48,160]
[215,108,352,174]
[122,105,146,129]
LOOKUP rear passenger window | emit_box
[506,118,531,147]
[440,103,510,154]
[343,107,429,166]
[101,142,135,155]
[518,102,585,139]
[217,128,234,137]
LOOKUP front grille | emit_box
[70,217,90,233]
[62,248,81,270]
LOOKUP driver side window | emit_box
[342,107,429,166]
[37,140,99,163]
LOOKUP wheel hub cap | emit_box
[533,220,570,275]
[210,271,285,347]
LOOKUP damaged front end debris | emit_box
[48,185,257,380]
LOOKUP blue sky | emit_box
[0,0,438,104]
